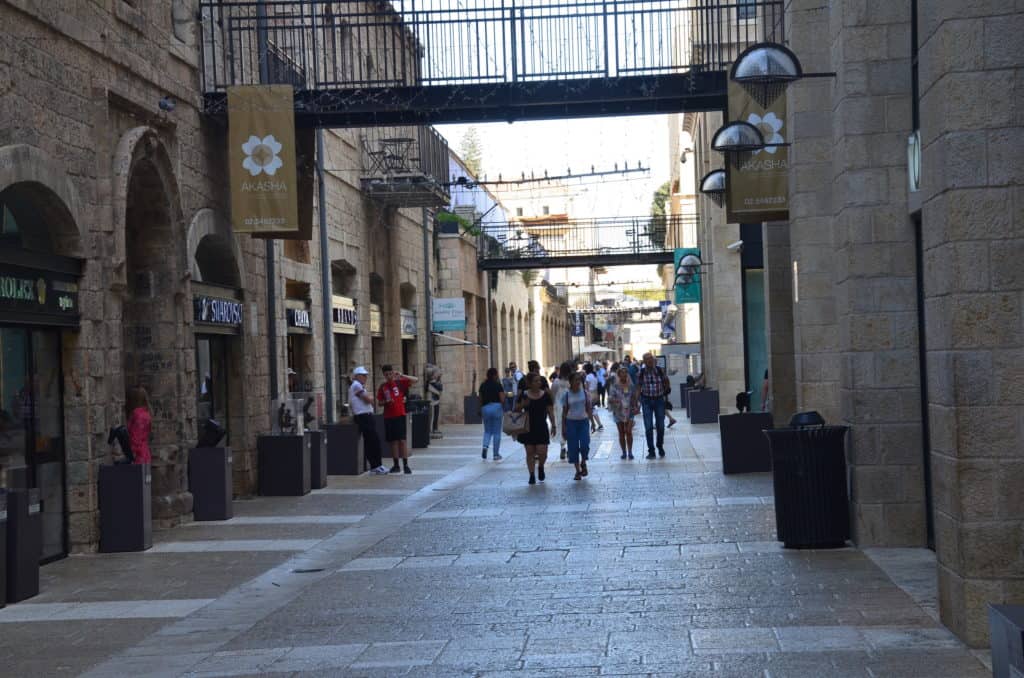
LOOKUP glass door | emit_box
[196,335,229,443]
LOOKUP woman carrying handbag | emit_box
[514,373,556,485]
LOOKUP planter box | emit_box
[257,435,310,496]
[323,422,364,475]
[990,604,1024,678]
[410,409,430,449]
[463,395,482,424]
[188,447,233,521]
[306,431,327,489]
[719,413,774,474]
[688,389,720,424]
[99,464,152,553]
[679,385,692,412]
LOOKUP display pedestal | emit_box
[990,605,1024,678]
[679,385,693,412]
[189,447,233,521]
[6,489,41,601]
[323,423,364,475]
[99,464,152,553]
[719,413,774,474]
[688,389,720,424]
[463,395,482,424]
[410,410,430,449]
[306,431,327,489]
[257,435,310,496]
[0,493,6,608]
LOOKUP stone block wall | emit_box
[918,2,1024,648]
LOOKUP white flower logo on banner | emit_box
[241,135,284,176]
[747,112,784,155]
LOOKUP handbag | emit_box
[502,409,530,436]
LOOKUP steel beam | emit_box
[478,251,676,271]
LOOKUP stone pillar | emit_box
[830,1,926,546]
[918,3,1024,647]
[786,0,841,424]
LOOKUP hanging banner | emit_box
[726,79,789,223]
[571,310,586,337]
[228,85,300,235]
[431,297,466,332]
[674,248,702,304]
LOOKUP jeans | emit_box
[355,413,383,469]
[481,402,504,456]
[641,395,666,452]
[565,418,590,464]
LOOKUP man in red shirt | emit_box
[376,364,418,474]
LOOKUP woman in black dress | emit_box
[515,373,557,485]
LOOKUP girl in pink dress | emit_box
[126,386,152,465]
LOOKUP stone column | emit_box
[830,1,926,546]
[762,221,797,423]
[918,3,1024,647]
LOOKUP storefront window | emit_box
[196,335,229,442]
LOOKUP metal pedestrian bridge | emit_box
[476,215,694,270]
[199,0,784,126]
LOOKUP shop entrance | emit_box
[196,334,230,443]
[0,327,66,562]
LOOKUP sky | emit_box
[436,114,673,221]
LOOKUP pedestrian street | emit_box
[0,409,989,677]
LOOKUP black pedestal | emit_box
[258,435,310,496]
[188,447,233,521]
[463,395,482,424]
[6,489,41,602]
[99,464,152,553]
[410,410,430,449]
[688,389,720,424]
[0,493,8,607]
[306,431,327,489]
[990,605,1024,678]
[679,385,693,412]
[323,423,364,475]
[719,413,774,474]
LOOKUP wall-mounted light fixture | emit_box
[699,169,727,207]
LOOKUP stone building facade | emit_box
[0,1,439,557]
[676,0,1023,647]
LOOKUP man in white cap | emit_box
[349,367,387,474]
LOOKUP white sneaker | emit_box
[372,466,389,474]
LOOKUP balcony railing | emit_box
[359,125,450,207]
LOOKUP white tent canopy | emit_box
[579,344,613,354]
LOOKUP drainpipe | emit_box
[318,129,334,423]
[422,206,434,365]
[256,0,278,399]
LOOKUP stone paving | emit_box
[0,410,990,677]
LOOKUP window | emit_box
[516,207,523,217]
[542,205,550,215]
[738,0,756,20]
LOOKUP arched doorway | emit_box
[188,209,246,470]
[0,144,85,562]
[116,128,190,523]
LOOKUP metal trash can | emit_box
[407,399,430,449]
[764,412,850,549]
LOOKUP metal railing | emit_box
[358,124,450,206]
[199,0,784,94]
[477,215,696,269]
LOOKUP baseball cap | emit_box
[353,366,369,376]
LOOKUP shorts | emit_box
[384,416,407,442]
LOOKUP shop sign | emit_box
[431,297,465,332]
[726,79,789,223]
[400,308,417,339]
[369,303,383,337]
[0,265,79,324]
[287,308,311,329]
[228,85,300,235]
[331,295,357,335]
[674,248,702,304]
[193,296,243,327]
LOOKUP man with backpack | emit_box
[638,352,671,459]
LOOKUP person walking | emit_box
[376,365,418,474]
[479,367,506,461]
[501,368,516,412]
[638,352,670,459]
[625,355,640,385]
[607,367,640,459]
[515,373,556,485]
[126,386,152,465]
[596,361,608,407]
[510,361,524,385]
[427,367,443,439]
[550,362,572,460]
[349,367,388,474]
[583,363,602,433]
[561,372,593,481]
[517,360,550,394]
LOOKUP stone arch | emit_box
[113,126,190,523]
[187,208,244,288]
[0,144,85,257]
[399,282,417,309]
